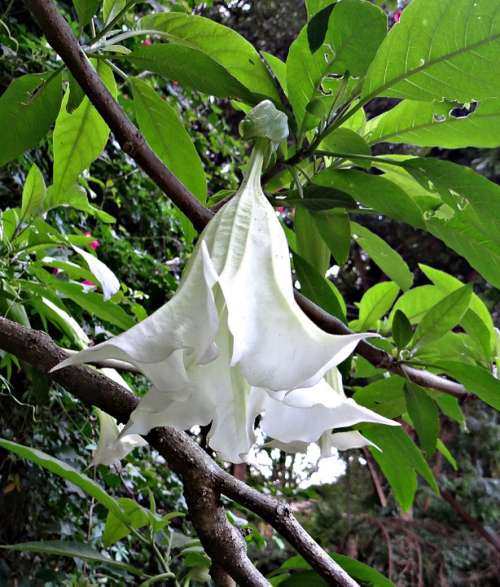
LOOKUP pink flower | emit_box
[143,38,152,46]
[81,279,96,287]
[393,9,402,22]
[84,231,100,251]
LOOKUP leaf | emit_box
[392,309,413,348]
[353,376,406,419]
[131,77,207,238]
[319,128,372,168]
[322,0,387,77]
[51,61,116,202]
[0,541,143,576]
[389,285,445,325]
[73,0,101,25]
[426,390,465,425]
[262,52,288,95]
[21,165,46,220]
[353,281,400,331]
[103,498,152,547]
[0,73,62,167]
[360,424,439,511]
[128,45,254,102]
[366,99,500,148]
[33,297,89,349]
[351,222,414,290]
[404,383,439,457]
[103,0,126,24]
[434,361,500,411]
[0,439,123,519]
[293,253,346,322]
[295,207,330,276]
[305,0,336,19]
[330,553,394,587]
[412,285,472,350]
[362,0,500,102]
[436,439,458,470]
[139,12,280,102]
[312,209,351,266]
[313,168,424,228]
[419,264,494,338]
[72,246,120,301]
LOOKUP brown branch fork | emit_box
[1,0,469,584]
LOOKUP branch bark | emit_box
[0,316,358,587]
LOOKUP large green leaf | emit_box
[295,207,330,276]
[434,361,500,411]
[389,285,444,325]
[287,1,385,131]
[351,222,414,290]
[293,253,346,321]
[131,78,207,238]
[353,376,406,419]
[366,99,500,148]
[128,45,254,102]
[0,439,123,519]
[362,0,500,102]
[103,0,126,24]
[73,0,101,25]
[0,73,62,167]
[0,541,143,576]
[352,281,400,331]
[403,158,500,288]
[360,424,438,511]
[21,164,46,220]
[313,168,424,228]
[312,209,351,266]
[404,383,439,458]
[412,285,472,350]
[51,61,116,202]
[103,498,151,547]
[305,0,336,19]
[139,13,279,102]
[319,128,372,168]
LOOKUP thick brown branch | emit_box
[0,316,358,587]
[26,0,213,233]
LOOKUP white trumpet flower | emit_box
[53,103,398,464]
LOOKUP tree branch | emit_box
[0,316,359,587]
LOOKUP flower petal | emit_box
[201,148,376,391]
[323,431,381,453]
[260,378,398,444]
[51,241,220,395]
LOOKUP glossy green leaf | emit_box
[404,383,439,457]
[131,78,207,238]
[426,390,465,425]
[0,73,62,167]
[434,361,500,411]
[362,0,500,102]
[436,439,458,471]
[293,253,346,321]
[413,285,472,350]
[305,0,336,20]
[103,0,126,24]
[295,207,330,276]
[353,376,406,419]
[351,222,414,290]
[312,210,351,265]
[103,498,152,547]
[360,424,439,511]
[140,13,280,102]
[313,169,424,228]
[389,285,445,325]
[366,99,500,148]
[0,439,123,519]
[21,164,46,220]
[353,281,399,331]
[322,0,387,76]
[128,45,254,101]
[0,541,143,576]
[319,128,372,168]
[392,309,413,347]
[73,0,101,25]
[51,61,116,202]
